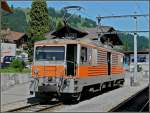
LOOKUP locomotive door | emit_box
[66,44,77,76]
[107,52,111,75]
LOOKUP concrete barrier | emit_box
[1,73,31,91]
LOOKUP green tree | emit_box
[29,0,50,36]
[27,0,50,61]
[10,59,25,72]
[123,40,129,51]
[26,28,34,62]
[56,19,64,30]
[26,27,47,62]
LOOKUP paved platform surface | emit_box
[53,72,149,112]
[1,71,149,112]
[1,82,30,105]
[1,82,32,112]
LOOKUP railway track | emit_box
[109,86,149,112]
[6,102,63,112]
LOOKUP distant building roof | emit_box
[85,26,123,45]
[1,29,26,42]
[1,0,13,13]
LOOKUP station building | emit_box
[123,51,149,71]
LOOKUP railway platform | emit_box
[53,71,149,112]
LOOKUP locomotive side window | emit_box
[35,46,65,61]
[87,48,92,64]
[118,54,123,65]
[80,47,87,64]
[91,48,98,65]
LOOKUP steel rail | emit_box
[6,103,39,112]
[139,100,149,112]
[6,102,63,112]
[108,86,149,112]
[35,102,63,112]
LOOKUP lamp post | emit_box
[133,14,138,85]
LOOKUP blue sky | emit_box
[8,1,149,37]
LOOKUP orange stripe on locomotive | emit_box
[32,41,125,78]
[32,65,124,78]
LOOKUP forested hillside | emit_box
[1,7,96,32]
[2,8,28,32]
[1,7,149,51]
[119,33,149,51]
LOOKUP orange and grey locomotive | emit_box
[30,26,125,101]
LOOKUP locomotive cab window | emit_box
[80,47,87,64]
[35,46,65,61]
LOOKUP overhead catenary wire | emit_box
[96,14,149,19]
[134,1,149,22]
[96,12,149,87]
[96,14,149,35]
[97,30,149,34]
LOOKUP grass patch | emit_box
[0,67,31,73]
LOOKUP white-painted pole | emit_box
[133,15,138,83]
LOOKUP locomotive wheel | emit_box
[76,92,81,101]
[119,80,125,86]
[101,83,106,90]
[60,93,81,104]
[72,92,81,103]
[115,79,125,87]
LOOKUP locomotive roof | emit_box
[34,38,123,55]
[35,38,92,45]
